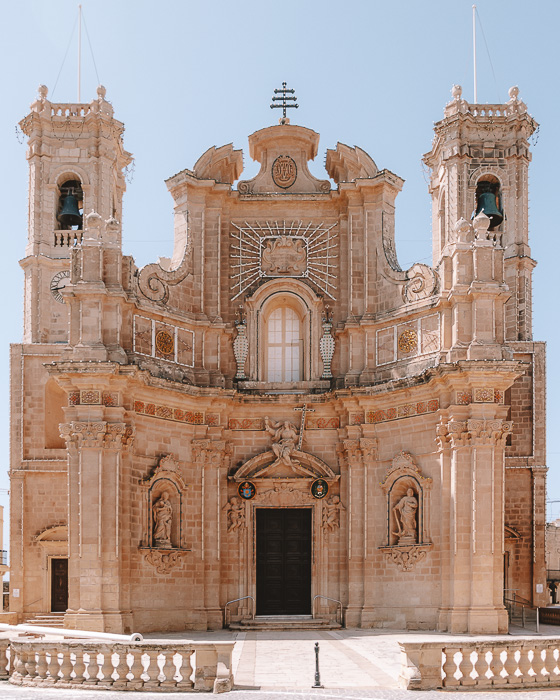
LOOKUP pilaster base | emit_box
[438,605,508,634]
[205,607,223,630]
[359,606,378,628]
[344,605,363,628]
[64,609,134,635]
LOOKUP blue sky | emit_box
[0,0,558,555]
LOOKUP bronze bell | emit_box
[474,183,503,229]
[57,194,82,228]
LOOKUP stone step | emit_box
[230,615,341,631]
[24,613,66,628]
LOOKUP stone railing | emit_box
[54,230,83,247]
[8,639,234,693]
[400,640,560,690]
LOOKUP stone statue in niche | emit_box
[152,491,173,547]
[264,416,299,467]
[225,496,245,533]
[322,495,344,533]
[392,488,418,545]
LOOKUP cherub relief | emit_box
[322,495,344,533]
[224,496,245,533]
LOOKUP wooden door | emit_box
[256,508,311,615]
[51,558,68,612]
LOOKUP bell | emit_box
[474,184,503,229]
[57,194,82,228]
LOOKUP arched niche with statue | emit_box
[139,454,191,574]
[379,451,433,572]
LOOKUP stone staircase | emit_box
[23,612,66,629]
[229,615,341,631]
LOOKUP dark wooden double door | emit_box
[256,508,311,615]
[51,558,68,612]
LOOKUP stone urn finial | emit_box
[508,85,519,101]
[451,84,462,100]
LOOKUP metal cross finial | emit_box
[270,81,299,121]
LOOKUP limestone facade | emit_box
[8,83,546,635]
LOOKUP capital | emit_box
[59,421,133,449]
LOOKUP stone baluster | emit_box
[159,649,177,687]
[86,649,100,684]
[12,645,24,679]
[517,646,534,682]
[58,646,73,683]
[35,647,48,680]
[490,647,506,685]
[504,647,519,684]
[24,645,36,679]
[176,650,194,689]
[548,645,560,679]
[45,648,59,683]
[442,648,459,686]
[127,649,144,689]
[71,648,87,684]
[143,649,161,688]
[98,647,114,685]
[532,646,547,683]
[113,646,130,687]
[474,649,489,685]
[458,648,475,686]
[0,641,11,680]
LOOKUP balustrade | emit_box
[400,640,560,690]
[9,640,232,693]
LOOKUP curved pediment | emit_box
[233,449,336,481]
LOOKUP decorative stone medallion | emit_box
[311,478,329,499]
[155,330,175,356]
[398,329,418,354]
[238,481,256,500]
[272,155,297,188]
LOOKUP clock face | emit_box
[50,270,71,304]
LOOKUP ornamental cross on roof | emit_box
[270,81,298,124]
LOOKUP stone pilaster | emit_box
[358,438,378,627]
[192,439,230,629]
[60,419,134,633]
[338,438,364,627]
[532,466,548,607]
[436,418,511,634]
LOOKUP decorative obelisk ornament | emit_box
[233,305,248,379]
[320,305,335,379]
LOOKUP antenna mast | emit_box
[78,4,82,102]
[472,5,478,102]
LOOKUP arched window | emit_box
[265,306,303,381]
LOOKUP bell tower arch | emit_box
[18,84,132,343]
[424,84,538,341]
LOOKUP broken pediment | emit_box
[232,449,336,481]
[192,144,243,184]
[325,143,378,183]
[237,124,330,194]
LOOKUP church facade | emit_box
[8,83,546,634]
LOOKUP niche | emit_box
[140,454,189,550]
[380,451,432,547]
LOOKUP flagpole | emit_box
[473,5,477,103]
[78,4,82,102]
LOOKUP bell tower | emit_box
[19,85,132,343]
[424,85,538,341]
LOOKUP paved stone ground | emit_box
[2,623,560,698]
